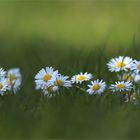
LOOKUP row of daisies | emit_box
[34,56,140,98]
[1,56,140,98]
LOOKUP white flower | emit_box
[0,78,9,96]
[49,74,72,88]
[131,60,140,74]
[117,73,135,81]
[0,68,6,79]
[110,81,133,92]
[7,68,22,93]
[107,56,133,72]
[35,67,58,90]
[134,74,140,83]
[43,85,59,96]
[87,79,106,95]
[71,72,93,84]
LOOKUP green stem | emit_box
[128,92,131,102]
[75,86,86,92]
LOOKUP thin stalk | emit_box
[75,85,86,92]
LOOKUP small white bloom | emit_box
[49,74,72,88]
[131,60,140,74]
[0,78,9,96]
[7,68,22,93]
[71,72,93,84]
[87,79,106,95]
[107,56,133,72]
[35,67,58,90]
[110,81,133,92]
[0,68,6,79]
[117,73,135,81]
[134,74,140,83]
[43,85,59,96]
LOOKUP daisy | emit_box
[7,68,22,93]
[134,74,140,83]
[0,78,9,96]
[110,81,133,92]
[0,68,6,79]
[35,67,58,90]
[71,72,93,84]
[117,73,135,81]
[131,60,140,74]
[87,79,106,95]
[43,85,59,96]
[49,74,72,88]
[107,56,133,72]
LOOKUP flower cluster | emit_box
[71,72,106,95]
[35,67,72,96]
[35,67,106,96]
[107,56,140,103]
[35,56,140,103]
[0,68,22,95]
[107,56,140,87]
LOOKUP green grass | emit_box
[0,38,140,139]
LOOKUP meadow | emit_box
[1,0,140,139]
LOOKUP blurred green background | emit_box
[1,0,140,139]
[1,0,140,48]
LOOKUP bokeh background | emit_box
[1,0,140,48]
[1,0,140,139]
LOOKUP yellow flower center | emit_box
[43,74,52,82]
[10,74,16,81]
[137,64,140,69]
[116,61,126,68]
[8,74,16,86]
[116,84,125,89]
[77,75,86,81]
[8,74,16,85]
[55,79,63,86]
[92,84,100,91]
[47,86,53,93]
[0,83,3,89]
[127,76,133,81]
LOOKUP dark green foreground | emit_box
[0,38,140,139]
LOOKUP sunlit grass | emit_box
[0,1,140,47]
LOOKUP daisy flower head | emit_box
[117,73,135,81]
[110,81,133,93]
[7,68,22,93]
[0,68,6,79]
[131,60,140,74]
[35,67,58,90]
[49,74,72,88]
[71,72,93,84]
[107,56,133,72]
[42,84,59,97]
[87,79,106,95]
[0,78,9,96]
